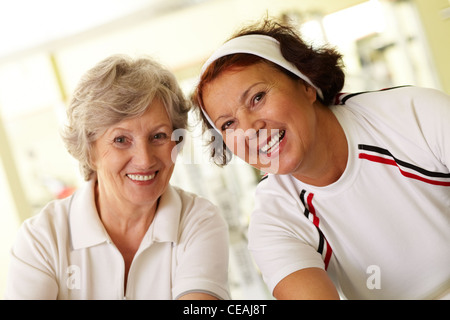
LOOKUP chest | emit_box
[57,241,176,299]
[300,160,450,298]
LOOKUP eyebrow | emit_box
[240,82,265,105]
[213,82,265,127]
[107,127,132,135]
[108,123,172,135]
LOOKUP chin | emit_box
[125,188,159,204]
[255,144,300,175]
[265,158,301,176]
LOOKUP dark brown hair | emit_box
[191,19,345,166]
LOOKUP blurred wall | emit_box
[414,0,450,93]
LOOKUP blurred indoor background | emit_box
[1,0,449,299]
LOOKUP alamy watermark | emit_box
[66,264,381,294]
[171,128,281,173]
[366,265,381,290]
[66,265,81,290]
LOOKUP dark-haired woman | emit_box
[192,19,450,300]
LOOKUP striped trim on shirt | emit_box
[358,144,450,186]
[299,190,333,270]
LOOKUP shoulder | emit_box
[19,196,72,240]
[339,86,449,113]
[338,85,436,101]
[173,186,221,218]
[250,174,309,234]
[339,86,450,148]
[170,186,227,232]
[257,173,291,192]
[12,196,73,263]
[167,187,230,300]
[255,174,301,206]
[253,174,304,221]
[248,176,326,293]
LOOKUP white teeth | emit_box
[126,173,156,181]
[260,130,285,154]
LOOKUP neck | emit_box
[292,104,348,187]
[94,181,157,237]
[94,180,158,293]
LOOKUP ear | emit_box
[88,143,98,172]
[301,81,317,103]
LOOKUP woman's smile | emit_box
[93,99,176,209]
[258,129,286,155]
[203,62,318,175]
[126,172,157,183]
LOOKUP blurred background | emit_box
[0,0,449,299]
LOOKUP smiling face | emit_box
[202,62,319,175]
[92,99,176,211]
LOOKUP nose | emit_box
[236,109,266,141]
[133,140,156,169]
[225,110,265,164]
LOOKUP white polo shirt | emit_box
[248,87,450,299]
[5,180,230,300]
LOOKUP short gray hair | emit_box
[61,54,190,180]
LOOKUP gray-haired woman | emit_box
[5,55,230,300]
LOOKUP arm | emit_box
[248,175,338,300]
[5,221,59,299]
[415,88,450,169]
[178,293,219,300]
[173,196,230,300]
[273,267,339,300]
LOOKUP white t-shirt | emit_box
[5,180,230,300]
[248,87,450,299]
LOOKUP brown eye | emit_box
[221,120,234,132]
[252,92,265,105]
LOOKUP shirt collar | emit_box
[142,185,181,246]
[69,179,110,250]
[69,180,182,250]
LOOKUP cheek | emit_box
[159,141,178,167]
[224,134,259,165]
[157,144,177,185]
[93,146,130,175]
[224,134,245,157]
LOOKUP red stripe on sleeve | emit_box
[306,193,333,270]
[359,153,450,186]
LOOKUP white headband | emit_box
[199,34,324,132]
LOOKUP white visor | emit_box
[199,34,323,131]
